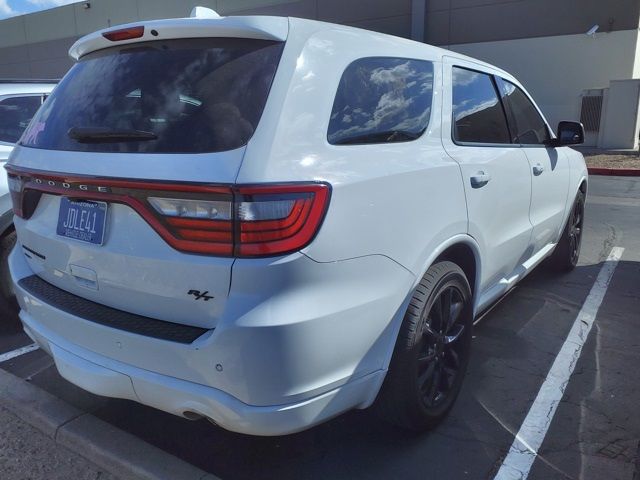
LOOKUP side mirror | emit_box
[552,121,585,146]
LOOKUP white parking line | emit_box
[0,343,40,363]
[493,246,625,480]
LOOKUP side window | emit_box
[328,57,434,145]
[452,67,510,144]
[497,78,550,145]
[0,95,43,144]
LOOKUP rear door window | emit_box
[21,38,283,153]
[452,67,510,144]
[328,57,434,145]
[0,95,42,144]
[496,78,550,145]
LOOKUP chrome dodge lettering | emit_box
[30,177,111,193]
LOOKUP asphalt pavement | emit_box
[0,405,117,480]
[0,175,639,480]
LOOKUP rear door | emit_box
[495,77,570,253]
[442,58,533,294]
[8,37,284,329]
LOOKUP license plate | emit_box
[56,198,107,245]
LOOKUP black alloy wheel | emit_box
[375,261,473,431]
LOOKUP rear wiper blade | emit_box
[333,130,420,145]
[68,127,157,143]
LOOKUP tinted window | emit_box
[328,57,434,145]
[0,95,42,144]
[497,79,550,145]
[21,38,283,153]
[452,67,510,144]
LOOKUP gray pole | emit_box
[411,0,427,42]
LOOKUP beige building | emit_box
[1,0,640,148]
[431,0,640,149]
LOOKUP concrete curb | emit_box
[588,167,640,176]
[0,368,218,480]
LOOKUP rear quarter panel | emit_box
[238,23,468,276]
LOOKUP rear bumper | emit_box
[10,245,414,435]
[21,309,385,436]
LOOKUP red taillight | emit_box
[7,174,38,219]
[148,196,233,255]
[4,166,331,257]
[235,185,330,256]
[146,184,330,256]
[7,174,23,217]
[102,26,144,42]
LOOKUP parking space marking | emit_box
[587,195,640,208]
[493,247,625,480]
[0,344,39,364]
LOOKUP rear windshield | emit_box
[20,38,283,153]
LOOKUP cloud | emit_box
[0,0,79,19]
[26,0,78,6]
[370,62,411,85]
[454,98,499,122]
[372,91,413,124]
[453,69,481,87]
[329,61,434,142]
[27,0,80,4]
[0,0,15,16]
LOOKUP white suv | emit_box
[0,80,56,306]
[5,10,587,436]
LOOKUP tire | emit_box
[548,190,585,272]
[0,230,17,303]
[375,261,473,431]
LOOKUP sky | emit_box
[0,0,78,20]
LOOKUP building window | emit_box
[328,57,434,145]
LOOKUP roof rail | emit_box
[0,78,60,84]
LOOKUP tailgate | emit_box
[8,147,245,329]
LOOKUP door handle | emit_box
[470,171,491,188]
[533,164,545,176]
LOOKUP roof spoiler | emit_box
[69,9,288,60]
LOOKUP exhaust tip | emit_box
[182,411,204,421]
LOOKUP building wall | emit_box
[448,29,640,133]
[1,0,640,148]
[0,0,411,79]
[425,0,640,45]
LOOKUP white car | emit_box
[0,80,56,306]
[5,9,587,436]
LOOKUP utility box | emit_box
[599,79,640,150]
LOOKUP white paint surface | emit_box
[0,343,39,363]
